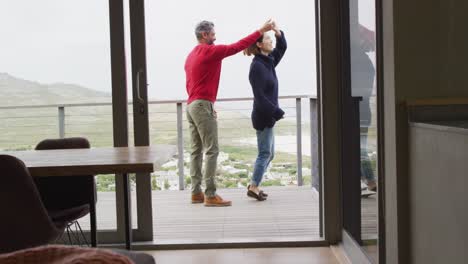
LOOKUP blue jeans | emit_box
[251,127,275,187]
[360,127,376,183]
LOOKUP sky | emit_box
[0,0,375,100]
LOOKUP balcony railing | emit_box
[0,95,319,190]
[0,95,381,242]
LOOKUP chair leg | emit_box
[90,201,97,247]
[75,221,90,246]
[54,230,65,244]
[71,223,82,245]
[59,221,90,247]
[72,223,82,246]
[66,225,73,245]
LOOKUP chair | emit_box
[33,137,97,247]
[0,156,155,263]
[0,155,63,254]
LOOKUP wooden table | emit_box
[1,145,175,250]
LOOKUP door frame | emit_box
[99,0,153,244]
[105,0,358,248]
[337,0,387,262]
[128,0,153,242]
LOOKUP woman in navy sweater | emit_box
[243,22,287,201]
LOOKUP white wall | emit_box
[383,0,468,263]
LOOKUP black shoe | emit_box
[247,190,267,201]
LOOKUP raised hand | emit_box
[272,21,281,36]
[259,19,274,34]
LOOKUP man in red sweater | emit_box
[185,19,273,207]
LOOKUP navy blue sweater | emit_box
[249,31,287,130]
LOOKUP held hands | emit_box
[258,19,282,37]
[259,19,274,34]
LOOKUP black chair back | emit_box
[0,155,61,253]
[34,137,96,210]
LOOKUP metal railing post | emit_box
[58,106,65,138]
[176,102,185,190]
[310,98,320,189]
[310,98,322,237]
[296,98,303,186]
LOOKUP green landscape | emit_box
[0,73,318,191]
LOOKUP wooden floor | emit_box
[82,186,377,244]
[144,247,340,264]
[362,245,378,264]
[361,194,378,240]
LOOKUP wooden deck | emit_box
[81,186,377,244]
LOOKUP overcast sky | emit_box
[0,0,375,100]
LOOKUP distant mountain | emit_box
[0,73,110,106]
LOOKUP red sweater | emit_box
[185,30,262,104]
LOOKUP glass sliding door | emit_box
[342,0,382,262]
[127,0,153,242]
[110,0,153,244]
[0,0,154,246]
[0,0,123,244]
[144,0,323,245]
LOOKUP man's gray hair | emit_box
[195,20,214,40]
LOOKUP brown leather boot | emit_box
[204,194,232,207]
[191,192,205,204]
